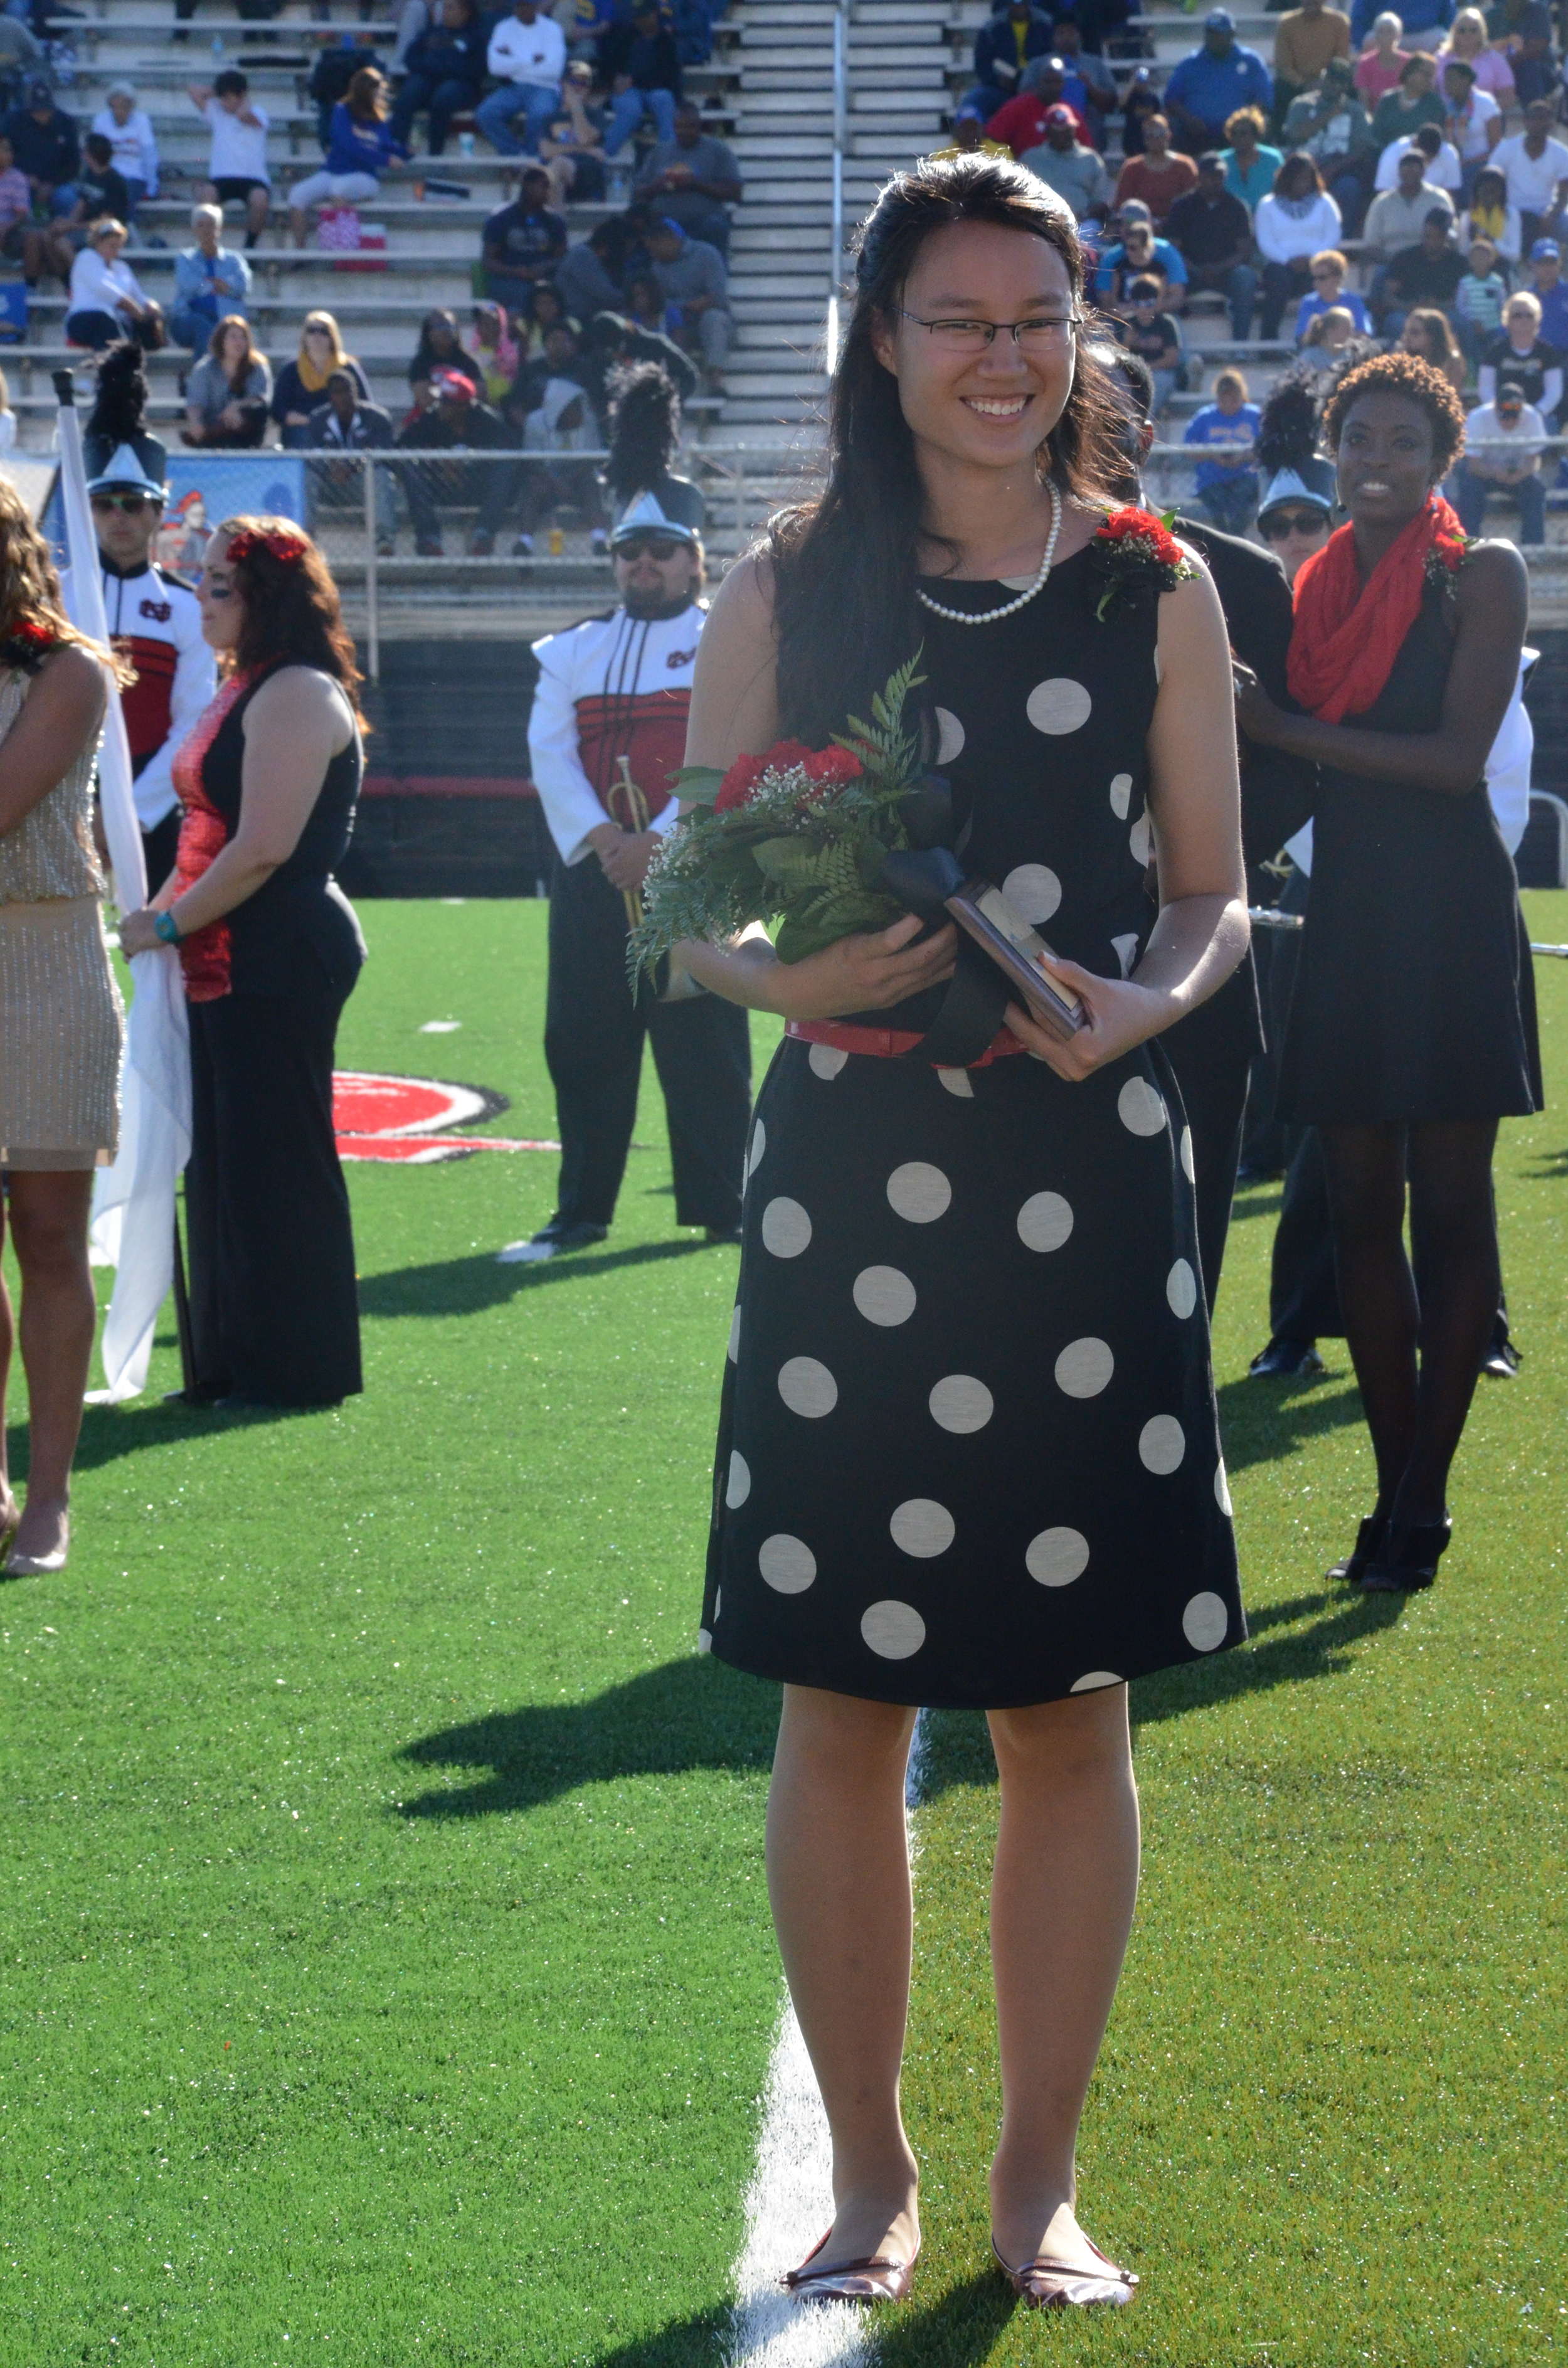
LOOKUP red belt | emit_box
[786,1019,1027,1067]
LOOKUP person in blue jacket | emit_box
[963,1,1057,120]
[288,66,408,245]
[1163,10,1274,156]
[388,0,486,159]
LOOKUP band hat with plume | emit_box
[83,340,167,501]
[609,488,700,548]
[85,437,167,500]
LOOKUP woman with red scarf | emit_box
[1234,352,1537,1594]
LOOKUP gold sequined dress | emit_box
[0,664,123,1171]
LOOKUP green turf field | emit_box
[2,896,1564,2368]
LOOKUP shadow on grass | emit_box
[1214,1368,1363,1474]
[914,1585,1405,1802]
[396,1653,780,1817]
[1229,1183,1285,1221]
[585,2273,1015,2367]
[590,2303,731,2367]
[358,1234,720,1321]
[7,1387,316,1484]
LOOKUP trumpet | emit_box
[607,754,650,930]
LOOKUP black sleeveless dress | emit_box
[699,544,1245,1709]
[1277,580,1542,1125]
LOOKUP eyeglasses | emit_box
[615,534,686,560]
[896,307,1083,353]
[91,493,158,515]
[1260,509,1328,539]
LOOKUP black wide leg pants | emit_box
[186,989,363,1404]
[544,852,751,1233]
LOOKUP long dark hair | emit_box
[219,514,367,726]
[767,156,1123,746]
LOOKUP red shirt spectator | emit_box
[988,87,1089,156]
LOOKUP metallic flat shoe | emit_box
[5,1521,69,1577]
[991,2236,1138,2309]
[781,2230,918,2306]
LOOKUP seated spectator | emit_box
[1401,299,1470,383]
[309,29,385,151]
[170,201,252,354]
[388,0,484,159]
[1120,71,1165,161]
[1050,23,1118,148]
[0,129,61,288]
[965,2,1057,122]
[1113,114,1198,224]
[513,372,601,553]
[1019,105,1110,220]
[462,298,519,406]
[1093,200,1190,309]
[1439,3,1517,100]
[1478,285,1564,407]
[65,218,164,351]
[931,106,1015,164]
[273,310,371,445]
[1363,142,1454,255]
[1369,52,1445,151]
[3,81,78,223]
[1441,56,1501,194]
[1283,57,1376,231]
[1379,204,1467,327]
[395,364,514,556]
[1295,245,1372,334]
[1297,300,1365,376]
[1355,10,1412,102]
[635,99,741,259]
[482,164,567,313]
[1486,0,1555,106]
[518,279,576,359]
[507,315,588,423]
[538,58,608,204]
[1456,162,1521,262]
[477,0,566,159]
[1165,151,1257,338]
[1491,98,1568,250]
[290,68,407,247]
[1375,121,1462,192]
[1454,376,1548,537]
[305,367,399,553]
[1273,0,1352,127]
[1162,13,1273,158]
[598,3,681,160]
[1183,365,1261,533]
[0,18,44,119]
[987,56,1088,157]
[188,70,270,250]
[645,214,731,392]
[1527,231,1568,343]
[625,268,671,334]
[1353,0,1455,50]
[61,135,130,247]
[92,84,157,216]
[1220,105,1283,210]
[1454,231,1510,353]
[1111,273,1184,413]
[1254,152,1343,334]
[182,314,270,447]
[554,218,625,321]
[408,306,464,403]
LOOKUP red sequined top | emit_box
[169,667,258,1002]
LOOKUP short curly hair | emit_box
[1320,351,1466,475]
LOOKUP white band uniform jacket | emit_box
[527,599,706,867]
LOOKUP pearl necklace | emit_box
[915,485,1061,625]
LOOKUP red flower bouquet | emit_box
[1086,504,1195,622]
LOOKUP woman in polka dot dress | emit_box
[674,158,1250,2312]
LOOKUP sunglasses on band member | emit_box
[1260,507,1329,539]
[91,492,160,516]
[615,534,686,560]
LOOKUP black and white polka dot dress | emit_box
[699,542,1245,1709]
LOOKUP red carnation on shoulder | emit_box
[10,619,52,647]
[1088,506,1195,622]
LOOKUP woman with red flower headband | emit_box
[1234,352,1537,1595]
[0,475,129,1576]
[119,514,368,1410]
[662,157,1251,2313]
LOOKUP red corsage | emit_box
[9,618,52,647]
[228,526,310,566]
[1424,524,1471,593]
[1086,505,1195,622]
[0,616,56,671]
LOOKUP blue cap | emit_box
[1532,235,1560,259]
[1204,8,1235,26]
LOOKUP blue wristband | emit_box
[154,910,181,945]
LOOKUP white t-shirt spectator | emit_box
[204,97,270,186]
[486,12,566,87]
[1253,188,1343,263]
[68,243,150,319]
[92,105,159,193]
[1491,130,1568,217]
[1444,86,1500,162]
[1463,395,1548,465]
[1375,134,1462,190]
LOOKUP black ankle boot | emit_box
[1328,1514,1386,1585]
[1361,1517,1452,1593]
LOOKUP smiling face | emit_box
[871,220,1079,477]
[1335,389,1441,530]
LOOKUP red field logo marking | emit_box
[332,1071,558,1163]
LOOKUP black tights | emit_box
[1320,1120,1500,1529]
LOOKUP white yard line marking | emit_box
[726,1716,927,2367]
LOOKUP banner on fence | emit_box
[42,452,307,571]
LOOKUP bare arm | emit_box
[673,553,959,1017]
[1235,542,1526,794]
[0,646,105,837]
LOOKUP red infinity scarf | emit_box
[1286,496,1465,724]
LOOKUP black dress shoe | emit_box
[1481,1336,1522,1379]
[1361,1516,1451,1592]
[1328,1512,1386,1585]
[1248,1337,1325,1379]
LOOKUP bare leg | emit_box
[0,1185,16,1532]
[6,1171,95,1564]
[987,1687,1140,2273]
[248,188,270,248]
[765,1683,921,2271]
[1320,1121,1419,1516]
